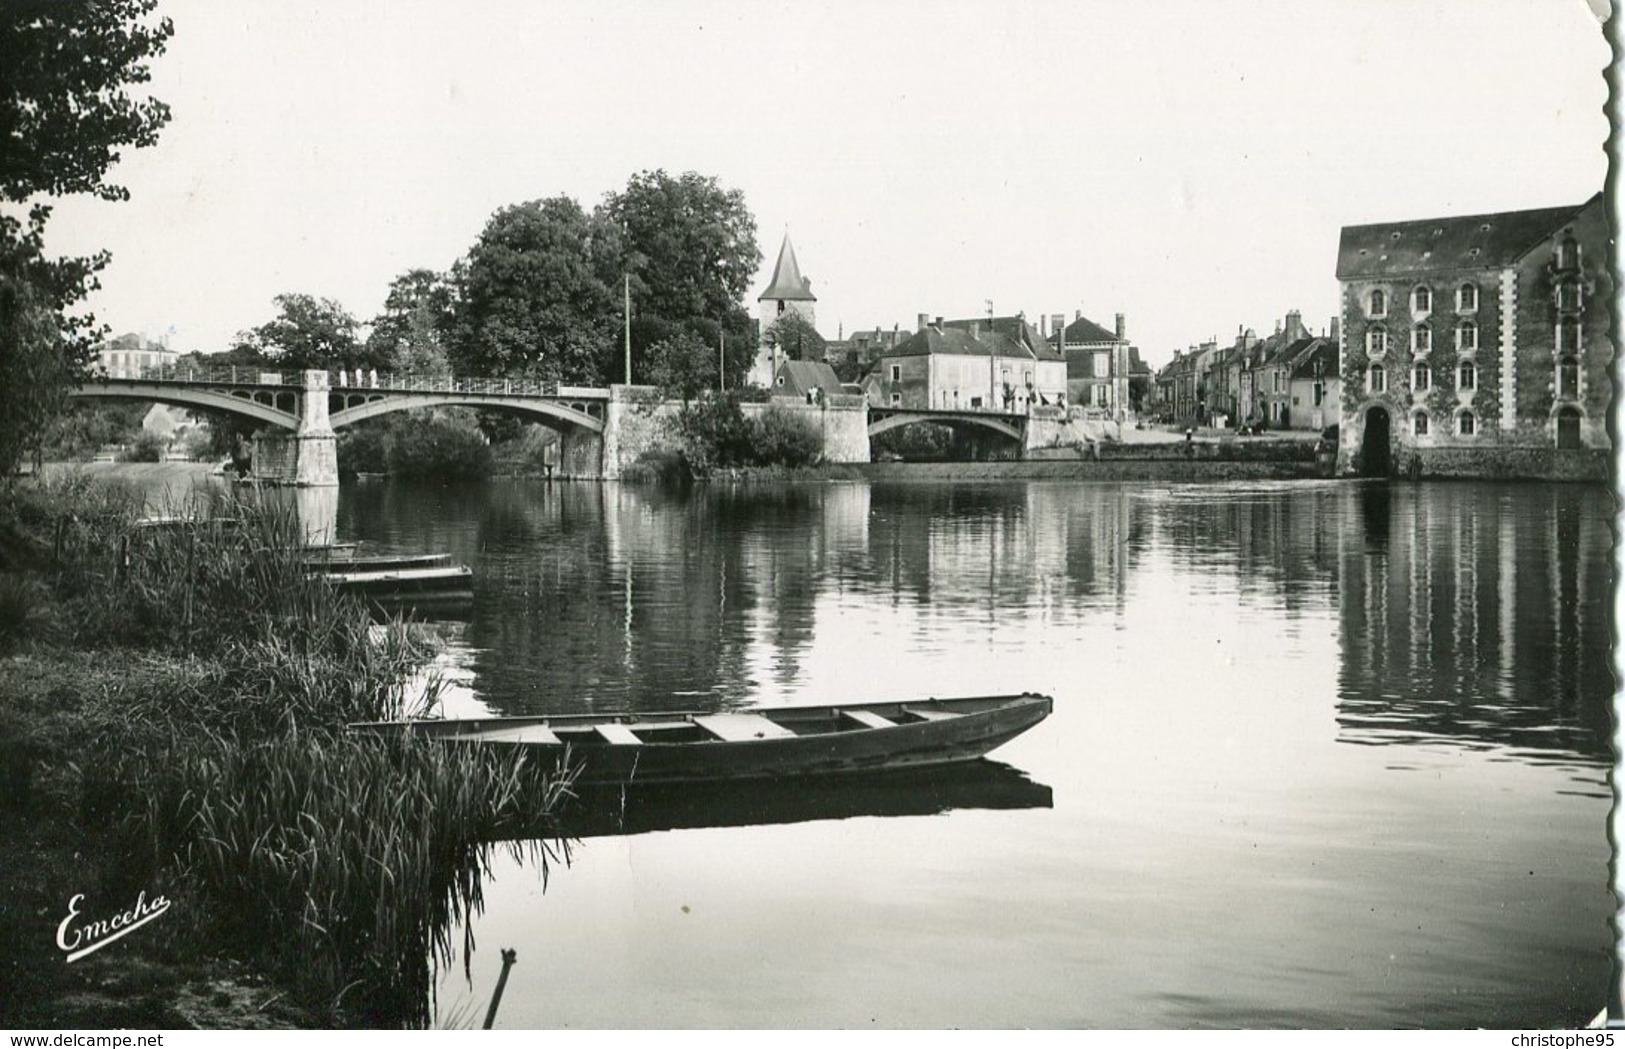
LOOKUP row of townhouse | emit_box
[1152,313,1341,433]
[754,234,1152,421]
[860,313,1069,413]
[855,309,1151,421]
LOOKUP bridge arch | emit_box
[70,383,300,430]
[328,393,606,433]
[867,411,1023,443]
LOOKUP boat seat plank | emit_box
[902,707,958,722]
[596,724,642,745]
[693,713,795,742]
[449,724,560,745]
[843,709,897,730]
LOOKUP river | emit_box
[304,476,1611,1029]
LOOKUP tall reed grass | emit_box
[90,732,570,1026]
[6,477,575,1025]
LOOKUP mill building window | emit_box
[1557,281,1582,312]
[1413,412,1429,437]
[1558,318,1582,353]
[1413,363,1431,391]
[1368,363,1386,393]
[1365,326,1388,356]
[1458,360,1477,390]
[1556,234,1579,271]
[1368,289,1387,318]
[1458,410,1476,436]
[1457,283,1478,312]
[1456,321,1478,352]
[1413,285,1431,313]
[1558,356,1580,399]
[1412,325,1431,354]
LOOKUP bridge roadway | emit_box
[74,366,613,434]
[74,367,1053,443]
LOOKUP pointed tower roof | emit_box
[759,233,816,302]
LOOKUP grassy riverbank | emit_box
[0,476,571,1029]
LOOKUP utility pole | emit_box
[719,328,726,391]
[623,273,632,384]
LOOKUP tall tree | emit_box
[367,268,455,375]
[239,293,373,371]
[0,0,173,475]
[451,197,622,382]
[600,170,760,383]
[764,312,825,363]
[645,332,720,403]
[362,269,451,376]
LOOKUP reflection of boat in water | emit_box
[529,759,1054,839]
[353,693,1053,785]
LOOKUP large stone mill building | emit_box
[1334,193,1610,480]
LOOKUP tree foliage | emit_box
[238,293,377,371]
[764,312,825,363]
[0,1,173,476]
[450,197,622,382]
[406,170,761,390]
[367,268,454,376]
[0,270,76,473]
[0,1,174,202]
[645,332,720,402]
[601,170,760,388]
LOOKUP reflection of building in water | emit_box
[1149,488,1340,611]
[859,484,1139,616]
[1335,485,1610,758]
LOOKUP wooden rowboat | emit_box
[302,551,455,573]
[351,693,1053,785]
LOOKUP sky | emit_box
[41,0,1614,371]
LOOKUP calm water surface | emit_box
[332,477,1615,1029]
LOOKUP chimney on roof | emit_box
[1115,313,1126,340]
[1329,316,1340,344]
[934,316,943,330]
[917,313,930,333]
[1074,310,1082,322]
[1051,314,1066,341]
[1284,310,1305,342]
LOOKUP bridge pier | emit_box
[250,370,338,486]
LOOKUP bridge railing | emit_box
[87,363,610,398]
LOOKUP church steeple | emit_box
[759,233,816,303]
[750,231,818,388]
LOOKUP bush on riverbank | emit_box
[673,393,825,477]
[337,410,493,480]
[0,478,567,1026]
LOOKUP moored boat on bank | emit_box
[351,692,1054,785]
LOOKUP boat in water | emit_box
[351,693,1053,785]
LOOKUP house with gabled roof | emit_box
[771,359,843,403]
[1049,311,1135,420]
[1336,192,1609,478]
[1286,335,1340,432]
[863,313,1066,413]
